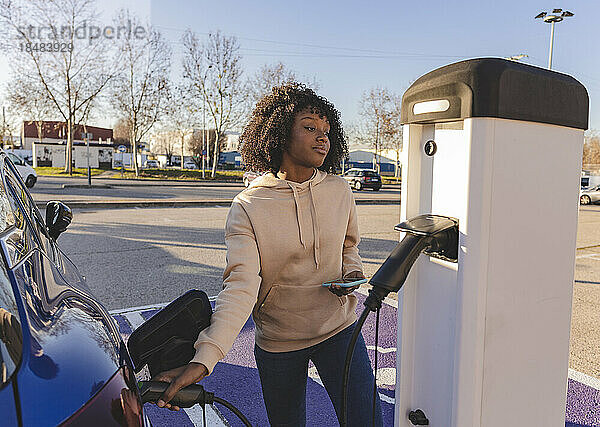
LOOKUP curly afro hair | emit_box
[239,83,348,174]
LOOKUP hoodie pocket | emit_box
[256,284,353,342]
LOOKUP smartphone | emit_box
[321,278,368,288]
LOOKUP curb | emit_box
[35,200,234,209]
[40,176,400,188]
[34,198,400,210]
[62,184,113,189]
[54,180,242,188]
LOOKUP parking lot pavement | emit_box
[51,198,600,424]
[572,204,600,380]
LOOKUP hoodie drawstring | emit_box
[289,184,306,249]
[309,181,320,270]
[288,180,321,269]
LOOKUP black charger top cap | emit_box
[401,57,588,130]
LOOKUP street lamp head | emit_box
[535,7,574,70]
[543,15,563,23]
[535,9,574,22]
[506,54,528,61]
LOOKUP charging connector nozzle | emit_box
[367,214,458,306]
[138,381,214,407]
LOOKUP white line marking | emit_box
[366,346,397,354]
[375,368,396,387]
[109,295,218,315]
[123,311,146,330]
[308,367,396,404]
[183,404,227,427]
[308,366,325,387]
[379,393,395,404]
[569,368,600,391]
[111,303,168,315]
[575,252,600,259]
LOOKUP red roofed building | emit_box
[22,121,115,168]
[21,121,113,150]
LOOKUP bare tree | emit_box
[381,94,403,180]
[182,30,246,177]
[113,117,131,146]
[583,129,600,171]
[247,62,320,108]
[5,75,56,165]
[109,10,170,176]
[164,85,198,169]
[356,87,394,172]
[150,128,177,166]
[188,128,224,168]
[0,105,18,149]
[0,0,118,174]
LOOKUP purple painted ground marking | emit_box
[112,294,600,426]
[565,379,600,427]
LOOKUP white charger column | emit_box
[395,58,588,427]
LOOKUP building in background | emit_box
[22,121,115,168]
[219,151,242,169]
[222,132,240,151]
[150,129,241,168]
[22,121,113,149]
[346,149,397,174]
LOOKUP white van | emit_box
[6,152,37,188]
[581,174,600,189]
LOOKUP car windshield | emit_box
[7,153,23,166]
[364,171,379,177]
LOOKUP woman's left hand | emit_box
[328,271,365,296]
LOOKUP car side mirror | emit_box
[46,201,72,240]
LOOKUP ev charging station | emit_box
[394,58,588,426]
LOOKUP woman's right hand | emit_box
[151,362,208,411]
[328,271,365,296]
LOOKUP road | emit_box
[57,204,402,310]
[30,175,401,204]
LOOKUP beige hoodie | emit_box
[191,169,362,374]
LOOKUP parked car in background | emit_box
[0,151,148,426]
[183,160,198,169]
[580,185,600,205]
[144,159,159,168]
[341,168,382,191]
[581,174,600,189]
[243,170,260,187]
[6,152,37,188]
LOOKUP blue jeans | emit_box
[254,323,384,427]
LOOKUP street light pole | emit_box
[202,94,206,179]
[548,20,555,69]
[82,128,92,186]
[201,65,212,180]
[535,9,574,70]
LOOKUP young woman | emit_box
[154,83,383,426]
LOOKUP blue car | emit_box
[0,152,147,426]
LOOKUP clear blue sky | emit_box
[149,0,599,132]
[2,0,596,132]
